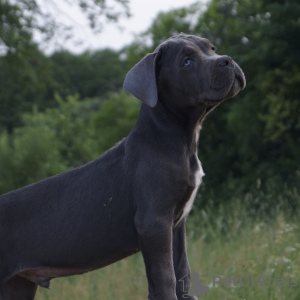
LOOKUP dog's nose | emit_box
[218,56,232,67]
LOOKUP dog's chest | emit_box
[186,157,204,213]
[174,155,204,226]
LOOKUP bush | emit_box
[0,92,140,195]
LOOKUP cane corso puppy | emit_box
[0,33,245,300]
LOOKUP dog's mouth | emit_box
[218,65,246,100]
[206,62,246,103]
[229,63,246,93]
[202,67,246,116]
[236,71,246,90]
[233,64,246,90]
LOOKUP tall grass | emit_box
[36,180,300,299]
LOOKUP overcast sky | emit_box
[37,0,202,54]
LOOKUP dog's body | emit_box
[0,34,245,300]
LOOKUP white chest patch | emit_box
[175,158,205,226]
[174,124,204,227]
[195,124,202,144]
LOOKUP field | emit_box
[36,182,300,300]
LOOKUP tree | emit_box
[0,92,139,194]
[0,0,130,130]
[91,90,140,153]
[49,49,128,99]
[0,1,58,130]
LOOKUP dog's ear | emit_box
[123,53,158,108]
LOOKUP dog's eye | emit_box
[211,46,216,52]
[184,59,193,67]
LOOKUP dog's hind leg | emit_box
[0,276,37,300]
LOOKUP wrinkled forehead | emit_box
[154,34,213,55]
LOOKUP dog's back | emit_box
[0,138,139,289]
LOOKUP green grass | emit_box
[36,185,300,300]
[187,213,300,299]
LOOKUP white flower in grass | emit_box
[285,247,296,253]
[282,256,291,263]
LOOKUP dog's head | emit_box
[123,34,246,112]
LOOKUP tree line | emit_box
[0,0,299,210]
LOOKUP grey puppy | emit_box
[0,34,245,300]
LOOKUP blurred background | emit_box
[0,0,300,299]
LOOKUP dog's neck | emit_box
[135,103,210,154]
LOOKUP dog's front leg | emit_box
[135,214,177,300]
[173,220,198,300]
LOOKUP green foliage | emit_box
[0,92,139,195]
[259,67,300,143]
[0,1,57,130]
[0,126,65,194]
[0,42,128,131]
[91,90,140,153]
[0,95,95,194]
[21,95,101,167]
[50,49,128,98]
[0,0,130,131]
